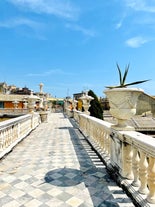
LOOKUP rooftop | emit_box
[0,112,135,207]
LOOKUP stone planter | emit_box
[39,111,48,123]
[104,88,143,130]
[80,92,94,115]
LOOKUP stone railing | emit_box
[0,113,40,159]
[73,111,155,206]
[0,108,29,114]
[65,108,74,118]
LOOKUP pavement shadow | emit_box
[45,168,84,187]
[44,117,122,207]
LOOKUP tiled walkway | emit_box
[0,113,135,207]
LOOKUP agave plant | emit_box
[106,63,149,89]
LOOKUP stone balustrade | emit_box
[0,108,29,116]
[1,106,155,205]
[65,108,74,118]
[73,110,82,123]
[73,110,155,206]
[0,113,40,159]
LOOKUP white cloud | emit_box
[27,69,64,77]
[0,17,46,39]
[0,17,42,29]
[115,12,127,29]
[115,21,122,29]
[124,0,155,13]
[8,0,79,20]
[116,0,155,30]
[65,23,96,37]
[27,69,74,77]
[125,36,149,48]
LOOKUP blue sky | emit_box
[0,0,155,98]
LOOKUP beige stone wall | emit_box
[136,93,155,116]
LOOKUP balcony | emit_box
[0,109,155,206]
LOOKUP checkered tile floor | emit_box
[0,113,135,207]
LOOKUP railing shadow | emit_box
[44,117,130,206]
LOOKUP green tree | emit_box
[88,90,103,120]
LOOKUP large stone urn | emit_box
[39,100,48,123]
[39,111,48,123]
[80,92,94,115]
[27,92,40,113]
[104,88,143,130]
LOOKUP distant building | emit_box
[0,94,27,109]
[100,97,109,110]
[136,92,155,116]
[73,92,84,100]
[0,82,8,94]
[0,82,34,109]
[11,86,31,95]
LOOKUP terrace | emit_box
[0,105,155,207]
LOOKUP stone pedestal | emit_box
[39,111,48,123]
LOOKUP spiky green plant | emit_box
[106,63,149,89]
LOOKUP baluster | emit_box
[1,130,5,150]
[132,147,140,187]
[104,132,108,154]
[85,118,87,135]
[10,126,13,143]
[93,124,96,142]
[147,156,155,203]
[79,116,82,130]
[0,132,3,150]
[99,127,103,148]
[96,127,100,145]
[17,123,20,139]
[105,132,110,156]
[138,151,149,194]
[96,127,99,146]
[104,132,107,153]
[87,118,90,137]
[100,130,105,151]
[9,126,12,145]
[90,121,93,139]
[107,133,111,156]
[4,129,8,148]
[14,124,17,141]
[13,125,16,139]
[82,117,85,133]
[92,122,95,141]
[86,118,88,136]
[122,143,133,179]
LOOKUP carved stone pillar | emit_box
[132,147,140,187]
[147,156,155,203]
[122,143,133,179]
[138,150,149,194]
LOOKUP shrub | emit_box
[88,90,103,120]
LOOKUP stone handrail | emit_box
[0,113,40,159]
[73,111,155,206]
[0,108,29,115]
